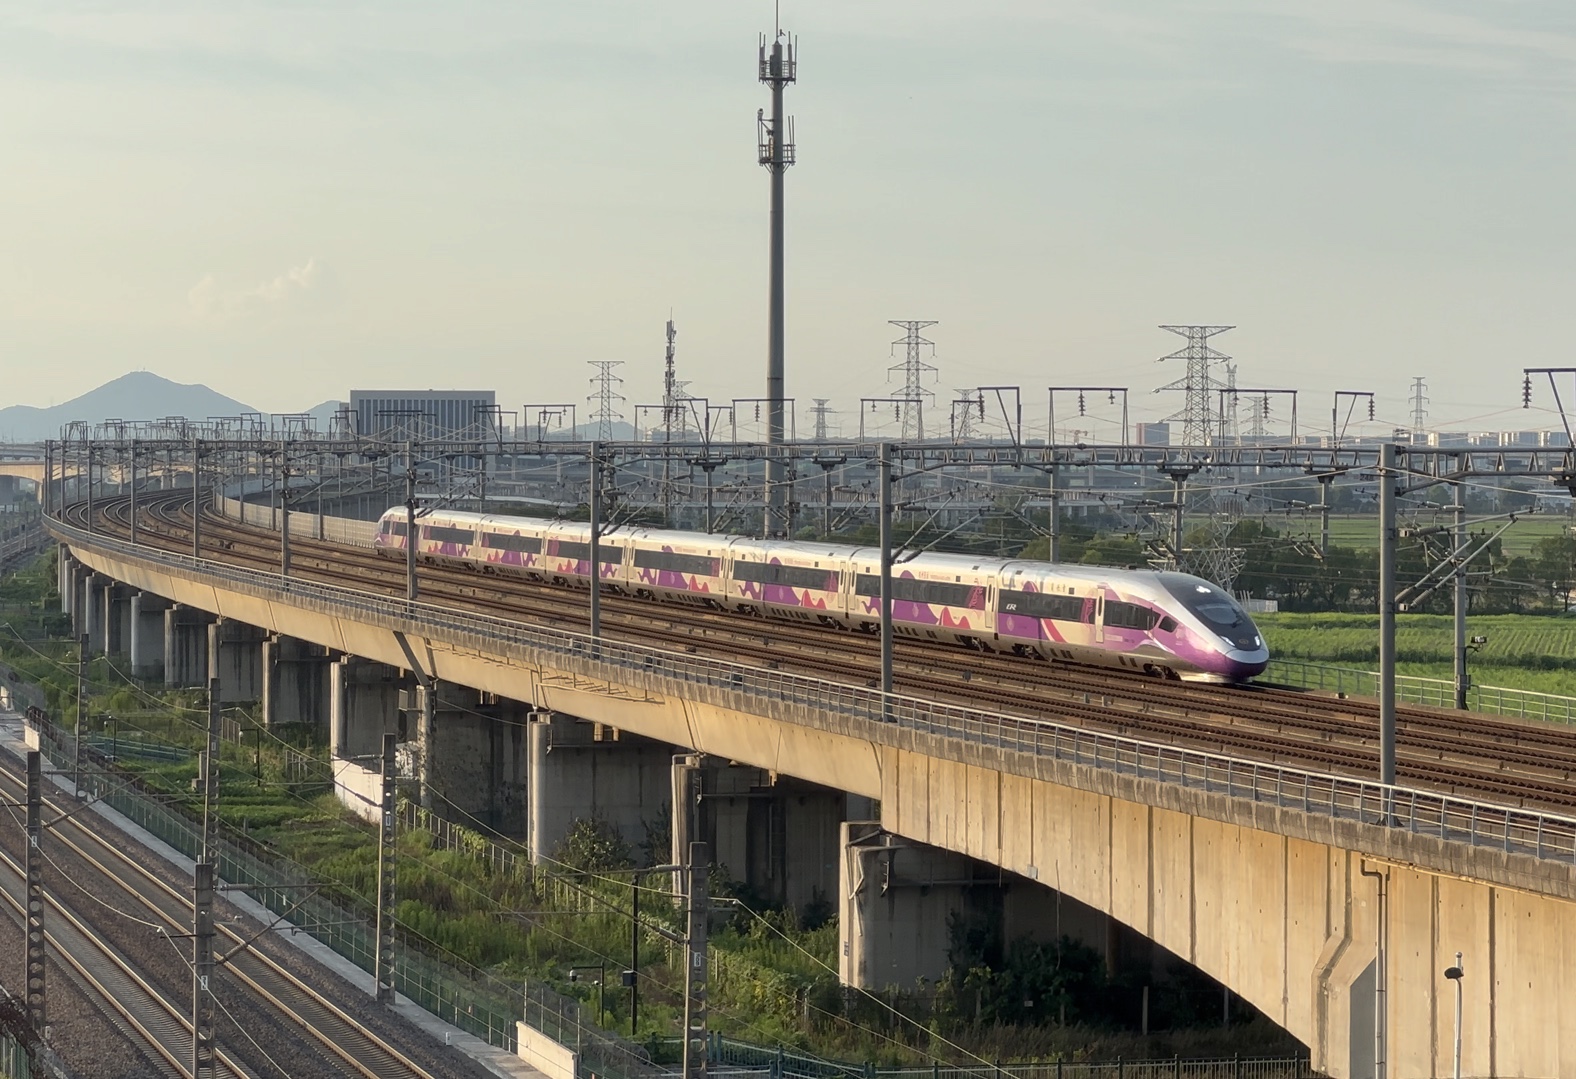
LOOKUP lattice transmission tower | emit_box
[1156,325,1235,447]
[587,361,626,442]
[888,320,939,440]
[1410,377,1429,442]
[810,398,834,441]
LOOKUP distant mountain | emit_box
[0,372,258,441]
[299,399,348,430]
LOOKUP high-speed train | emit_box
[373,508,1269,683]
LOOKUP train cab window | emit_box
[1158,616,1177,633]
[384,520,407,537]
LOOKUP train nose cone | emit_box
[1225,647,1270,679]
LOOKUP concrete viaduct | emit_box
[44,506,1576,1079]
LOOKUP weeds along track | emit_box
[70,494,1576,811]
[0,748,443,1079]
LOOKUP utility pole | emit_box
[375,732,396,1004]
[192,862,216,1079]
[203,679,220,867]
[279,450,292,577]
[681,840,710,1079]
[878,443,894,712]
[759,20,797,537]
[887,321,939,441]
[662,320,680,525]
[404,442,418,602]
[191,436,202,560]
[1454,474,1469,710]
[589,444,602,640]
[74,634,87,794]
[1379,443,1399,787]
[1047,464,1061,563]
[25,750,44,1033]
[128,438,138,547]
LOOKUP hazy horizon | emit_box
[4,2,1573,441]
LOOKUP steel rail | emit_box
[0,754,439,1079]
[0,841,253,1079]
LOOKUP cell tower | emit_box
[1156,325,1234,447]
[760,13,797,533]
[587,361,626,442]
[1410,376,1429,441]
[662,319,682,442]
[810,398,834,441]
[888,320,939,440]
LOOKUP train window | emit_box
[1158,616,1177,633]
[551,541,622,564]
[1104,601,1160,631]
[384,520,407,537]
[998,589,1086,622]
[423,526,475,545]
[855,576,985,609]
[634,549,720,576]
[734,561,841,591]
[481,532,542,554]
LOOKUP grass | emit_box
[1257,611,1576,698]
[1300,513,1574,558]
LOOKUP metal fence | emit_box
[49,514,1576,869]
[22,713,659,1079]
[691,1036,1315,1079]
[1266,659,1576,726]
[0,1032,31,1079]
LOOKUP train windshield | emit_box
[1156,574,1262,651]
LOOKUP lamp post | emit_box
[569,964,606,1027]
[1444,953,1464,1079]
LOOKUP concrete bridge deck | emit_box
[47,510,1576,1079]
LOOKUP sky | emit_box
[3,1,1575,441]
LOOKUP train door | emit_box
[1093,587,1107,644]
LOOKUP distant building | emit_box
[1135,422,1170,447]
[348,389,498,441]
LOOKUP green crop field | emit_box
[1257,611,1576,698]
[1284,514,1575,558]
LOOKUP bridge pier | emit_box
[528,712,671,864]
[262,636,334,735]
[408,683,530,835]
[129,593,170,678]
[673,753,847,911]
[81,573,108,653]
[330,657,404,758]
[207,619,266,703]
[57,548,72,614]
[102,583,133,660]
[163,605,214,688]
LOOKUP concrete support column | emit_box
[103,584,133,660]
[672,755,847,911]
[262,636,334,735]
[329,657,404,758]
[83,574,108,655]
[129,593,170,678]
[402,683,529,835]
[207,619,267,703]
[57,549,72,614]
[163,605,214,688]
[528,712,672,865]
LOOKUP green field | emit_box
[1288,513,1574,558]
[1257,611,1576,698]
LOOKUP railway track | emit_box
[67,493,1576,811]
[0,744,449,1079]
